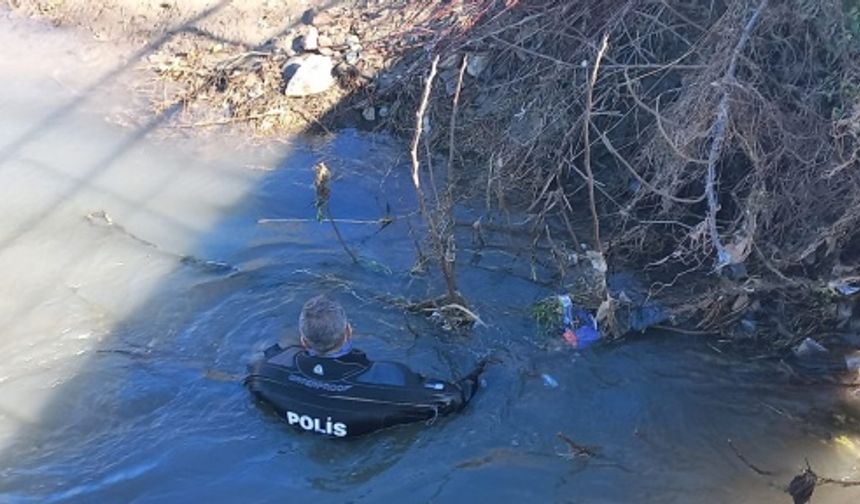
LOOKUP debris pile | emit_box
[369,0,860,348]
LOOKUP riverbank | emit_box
[7,0,860,355]
[4,0,471,134]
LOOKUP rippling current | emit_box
[1,14,859,504]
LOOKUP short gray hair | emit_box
[299,295,348,354]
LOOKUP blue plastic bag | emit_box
[559,295,602,349]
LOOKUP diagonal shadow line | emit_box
[0,0,350,337]
[0,102,187,338]
[13,157,215,237]
[0,0,230,168]
[0,0,347,172]
[0,101,185,254]
[0,0,347,251]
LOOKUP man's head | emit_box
[299,295,351,354]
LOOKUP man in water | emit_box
[246,295,484,438]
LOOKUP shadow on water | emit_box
[1,3,860,504]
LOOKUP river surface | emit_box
[1,14,860,504]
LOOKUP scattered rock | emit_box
[793,337,828,359]
[283,55,335,97]
[319,47,334,56]
[329,32,347,47]
[346,34,361,46]
[318,34,332,48]
[378,106,389,118]
[301,26,319,52]
[302,8,334,26]
[345,51,360,65]
[362,106,376,121]
[272,36,294,55]
[466,53,489,78]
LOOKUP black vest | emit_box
[246,345,469,438]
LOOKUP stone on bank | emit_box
[283,54,335,97]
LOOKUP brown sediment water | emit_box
[1,13,859,504]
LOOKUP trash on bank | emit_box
[829,279,860,297]
[793,337,828,359]
[790,337,860,375]
[559,294,602,349]
[541,373,559,388]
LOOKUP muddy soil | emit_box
[7,0,320,44]
[5,1,344,130]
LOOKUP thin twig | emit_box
[651,324,717,335]
[410,55,440,200]
[439,54,470,304]
[447,54,468,206]
[325,205,359,264]
[422,303,488,327]
[289,104,332,135]
[583,33,610,252]
[817,477,860,487]
[557,432,600,458]
[593,120,705,204]
[557,189,584,251]
[728,438,774,476]
[409,55,461,303]
[623,73,708,165]
[314,162,358,264]
[258,217,399,225]
[172,110,285,128]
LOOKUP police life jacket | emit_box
[245,345,475,438]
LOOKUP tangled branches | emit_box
[378,0,860,343]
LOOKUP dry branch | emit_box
[447,54,468,201]
[314,162,359,264]
[703,0,768,270]
[583,33,610,253]
[409,55,463,306]
[410,55,440,198]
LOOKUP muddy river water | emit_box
[1,15,859,504]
